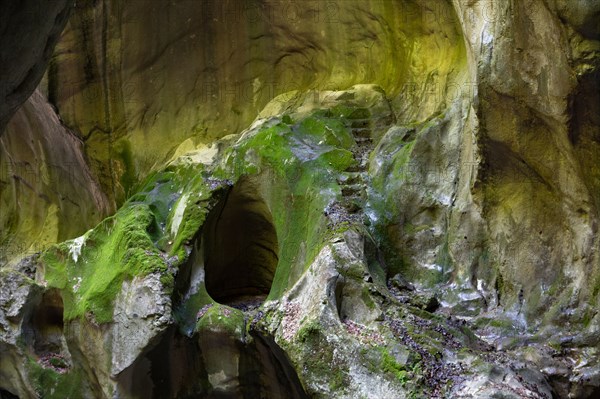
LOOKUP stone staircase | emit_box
[326,108,374,225]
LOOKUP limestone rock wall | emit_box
[0,0,599,397]
[47,0,465,204]
[451,0,600,327]
[0,90,110,265]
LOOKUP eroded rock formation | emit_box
[0,0,599,398]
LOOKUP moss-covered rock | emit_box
[1,0,599,393]
[0,81,561,398]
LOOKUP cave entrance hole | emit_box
[31,289,65,355]
[203,177,279,307]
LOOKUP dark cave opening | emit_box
[117,327,308,398]
[203,177,279,306]
[30,289,65,355]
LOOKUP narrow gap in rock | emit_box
[116,326,207,399]
[334,277,346,320]
[203,176,278,309]
[242,332,309,399]
[117,325,307,398]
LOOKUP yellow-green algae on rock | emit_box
[1,0,600,397]
[47,0,465,207]
[1,0,467,270]
[0,86,546,398]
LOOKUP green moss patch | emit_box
[41,204,168,323]
[380,348,408,385]
[214,109,368,299]
[195,305,245,337]
[39,164,220,324]
[27,357,85,399]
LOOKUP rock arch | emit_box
[203,177,278,306]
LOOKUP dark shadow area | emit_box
[29,289,65,355]
[569,69,600,212]
[18,288,71,374]
[117,327,308,398]
[585,387,600,399]
[0,0,71,131]
[0,388,19,399]
[239,332,309,399]
[116,327,209,399]
[203,177,278,305]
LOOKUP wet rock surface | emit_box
[0,0,599,398]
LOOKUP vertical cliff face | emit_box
[449,2,600,395]
[0,0,108,266]
[1,0,599,398]
[47,0,466,204]
[451,0,600,325]
[0,90,110,265]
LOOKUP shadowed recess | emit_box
[203,177,278,305]
[0,388,19,399]
[28,289,65,355]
